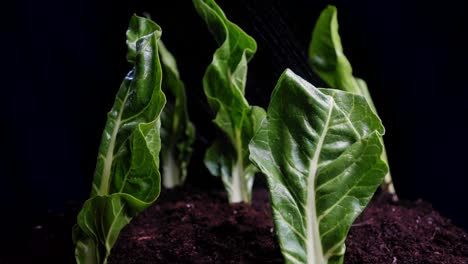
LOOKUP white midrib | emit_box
[99,92,130,195]
[162,148,180,188]
[230,128,247,203]
[306,101,334,264]
[230,157,244,203]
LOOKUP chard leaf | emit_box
[159,40,195,188]
[308,5,395,194]
[73,15,165,264]
[193,0,266,203]
[308,5,375,112]
[249,69,388,264]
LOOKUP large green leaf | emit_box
[73,15,165,264]
[193,0,266,203]
[249,69,388,264]
[159,40,195,189]
[308,5,395,194]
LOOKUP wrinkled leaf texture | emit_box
[250,69,388,264]
[193,0,265,203]
[308,5,394,193]
[73,15,165,264]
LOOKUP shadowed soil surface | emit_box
[108,187,468,264]
[1,187,467,263]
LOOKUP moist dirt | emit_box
[109,187,468,264]
[2,186,467,264]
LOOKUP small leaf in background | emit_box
[73,15,165,264]
[193,0,266,203]
[308,5,395,195]
[159,40,195,189]
[249,69,388,264]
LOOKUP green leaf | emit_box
[309,5,395,194]
[249,69,388,264]
[73,15,165,264]
[193,0,266,203]
[159,40,195,189]
[308,5,374,111]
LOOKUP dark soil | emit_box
[2,187,467,264]
[346,195,468,264]
[108,188,282,264]
[107,187,468,264]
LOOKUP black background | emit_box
[1,0,467,250]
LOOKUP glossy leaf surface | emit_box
[193,0,265,203]
[308,6,371,105]
[309,6,395,193]
[249,69,388,264]
[73,15,165,264]
[159,41,195,189]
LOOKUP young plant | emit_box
[193,0,266,203]
[159,41,195,188]
[72,16,166,264]
[249,69,388,264]
[308,5,396,195]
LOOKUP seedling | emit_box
[159,41,195,189]
[250,69,388,264]
[73,16,166,264]
[73,5,395,264]
[308,5,396,195]
[193,0,266,203]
